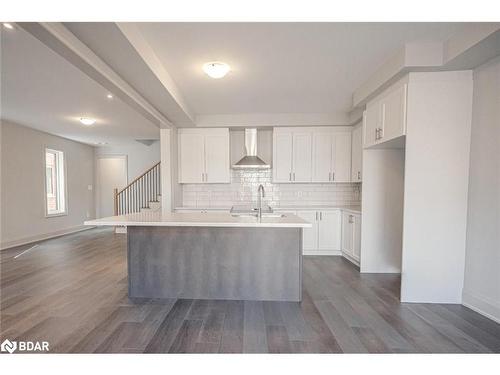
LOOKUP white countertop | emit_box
[85,211,312,228]
[275,205,362,213]
[175,205,362,214]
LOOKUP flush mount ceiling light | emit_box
[202,62,230,79]
[3,23,14,30]
[79,117,96,126]
[106,93,113,99]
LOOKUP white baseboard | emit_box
[342,252,360,267]
[303,250,342,256]
[0,225,95,251]
[462,289,500,324]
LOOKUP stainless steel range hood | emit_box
[232,129,270,169]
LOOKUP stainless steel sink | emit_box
[231,213,285,218]
[261,213,286,218]
[230,204,285,218]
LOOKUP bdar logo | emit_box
[1,339,17,354]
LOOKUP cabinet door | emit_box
[273,131,293,182]
[178,133,205,183]
[351,125,363,182]
[318,210,341,250]
[341,212,353,256]
[363,102,381,148]
[352,214,361,261]
[295,211,318,250]
[381,84,407,141]
[312,131,332,183]
[332,132,352,183]
[292,132,313,182]
[205,132,230,183]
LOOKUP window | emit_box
[45,149,66,216]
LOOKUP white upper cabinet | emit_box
[312,130,332,182]
[351,123,363,182]
[178,132,205,183]
[363,80,408,148]
[178,128,230,184]
[275,127,351,183]
[273,131,294,182]
[332,132,352,182]
[292,132,313,182]
[363,101,382,148]
[273,128,312,182]
[380,84,407,141]
[204,132,230,183]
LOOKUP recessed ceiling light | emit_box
[94,141,108,146]
[106,93,113,99]
[79,117,96,126]
[202,62,230,79]
[3,23,14,30]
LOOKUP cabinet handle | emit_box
[289,172,292,181]
[293,172,296,181]
[357,171,360,180]
[202,173,204,182]
[375,128,379,140]
[377,127,383,140]
[320,212,323,220]
[332,172,335,181]
[329,172,331,181]
[315,212,318,221]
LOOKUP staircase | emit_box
[114,162,161,215]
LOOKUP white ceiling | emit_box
[136,22,463,115]
[1,26,160,146]
[1,22,468,143]
[63,22,195,126]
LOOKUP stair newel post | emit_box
[114,188,118,216]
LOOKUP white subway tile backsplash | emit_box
[181,170,361,208]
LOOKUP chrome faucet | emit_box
[257,184,265,220]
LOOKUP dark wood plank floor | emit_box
[1,228,499,353]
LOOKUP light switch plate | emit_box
[87,185,93,191]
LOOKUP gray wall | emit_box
[463,56,500,322]
[94,140,160,182]
[0,121,95,249]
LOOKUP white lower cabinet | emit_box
[318,210,342,250]
[341,211,361,265]
[295,211,318,250]
[293,209,342,255]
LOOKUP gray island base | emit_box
[127,226,303,302]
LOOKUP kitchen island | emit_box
[85,211,311,302]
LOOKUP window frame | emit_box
[44,148,68,217]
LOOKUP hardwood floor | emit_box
[1,228,499,353]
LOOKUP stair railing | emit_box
[114,162,161,215]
